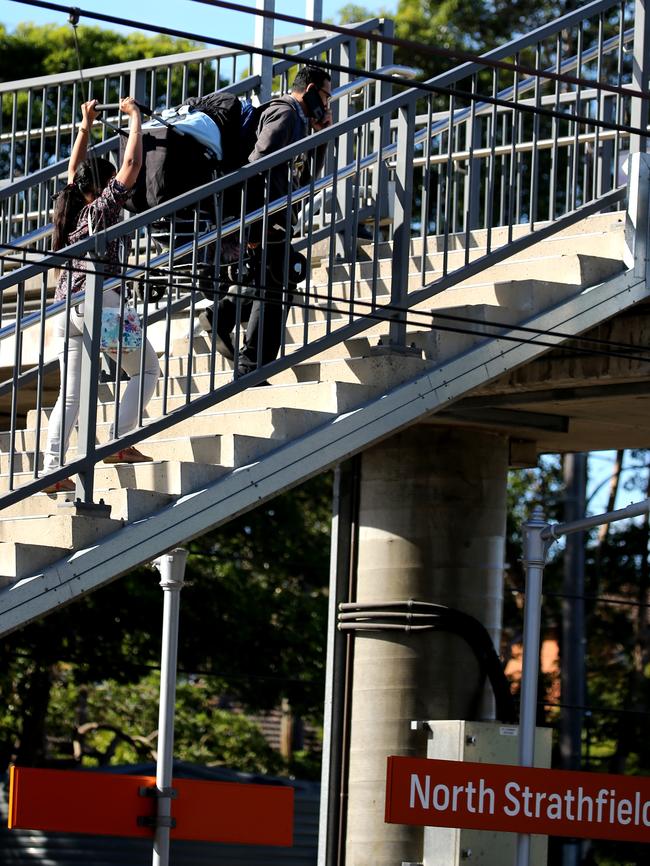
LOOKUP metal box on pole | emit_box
[420,720,552,866]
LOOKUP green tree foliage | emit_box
[0,476,331,775]
[340,0,608,80]
[46,670,284,774]
[0,23,204,176]
[180,475,332,716]
[0,23,200,82]
[507,454,650,866]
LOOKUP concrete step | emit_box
[24,406,334,451]
[0,485,173,520]
[0,541,71,583]
[283,354,432,389]
[101,376,371,416]
[0,512,122,548]
[156,354,432,395]
[366,211,625,261]
[283,305,513,362]
[0,456,228,497]
[318,253,623,304]
[0,433,223,474]
[318,218,626,284]
[0,281,56,320]
[0,426,289,479]
[92,459,228,496]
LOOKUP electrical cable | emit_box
[189,0,650,105]
[5,4,648,365]
[3,238,650,365]
[338,600,517,723]
[510,588,650,610]
[541,698,650,720]
[8,5,648,744]
[7,0,650,141]
[66,8,122,258]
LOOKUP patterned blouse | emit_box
[54,176,130,301]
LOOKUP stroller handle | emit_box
[93,101,155,116]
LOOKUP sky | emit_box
[2,0,399,44]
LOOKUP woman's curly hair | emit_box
[52,157,116,251]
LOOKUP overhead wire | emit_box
[67,8,105,230]
[6,2,649,748]
[7,0,650,141]
[541,698,650,720]
[188,0,650,105]
[4,1,649,368]
[510,588,650,611]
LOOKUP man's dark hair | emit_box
[291,65,331,94]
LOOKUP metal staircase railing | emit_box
[0,0,644,511]
[0,18,387,246]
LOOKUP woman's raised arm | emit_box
[115,97,143,189]
[68,99,99,183]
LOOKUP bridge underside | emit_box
[427,302,650,456]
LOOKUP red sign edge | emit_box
[385,757,394,824]
[7,766,294,845]
[382,755,650,843]
[8,765,17,829]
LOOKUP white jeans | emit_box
[43,292,161,471]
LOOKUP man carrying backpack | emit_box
[198,66,332,380]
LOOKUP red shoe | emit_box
[104,446,153,464]
[42,478,76,494]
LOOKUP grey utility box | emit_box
[421,720,552,866]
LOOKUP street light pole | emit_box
[515,507,553,866]
[515,495,650,866]
[152,548,188,866]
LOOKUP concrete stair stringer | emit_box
[0,264,643,637]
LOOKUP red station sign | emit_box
[9,766,294,846]
[386,756,650,843]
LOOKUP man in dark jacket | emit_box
[199,65,332,379]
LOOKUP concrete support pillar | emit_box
[344,426,509,866]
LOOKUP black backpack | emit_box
[120,122,219,216]
[182,91,246,173]
[121,93,259,217]
[120,94,302,218]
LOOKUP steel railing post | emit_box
[597,94,615,198]
[372,19,394,224]
[515,506,553,866]
[335,38,355,262]
[624,152,650,278]
[152,548,188,866]
[388,98,416,348]
[75,256,104,505]
[130,68,147,107]
[465,110,482,231]
[317,459,360,866]
[305,0,323,26]
[253,0,275,103]
[631,0,650,154]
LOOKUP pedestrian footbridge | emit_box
[2,6,650,862]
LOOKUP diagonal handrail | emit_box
[0,22,381,95]
[0,19,383,184]
[0,0,636,507]
[0,179,626,507]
